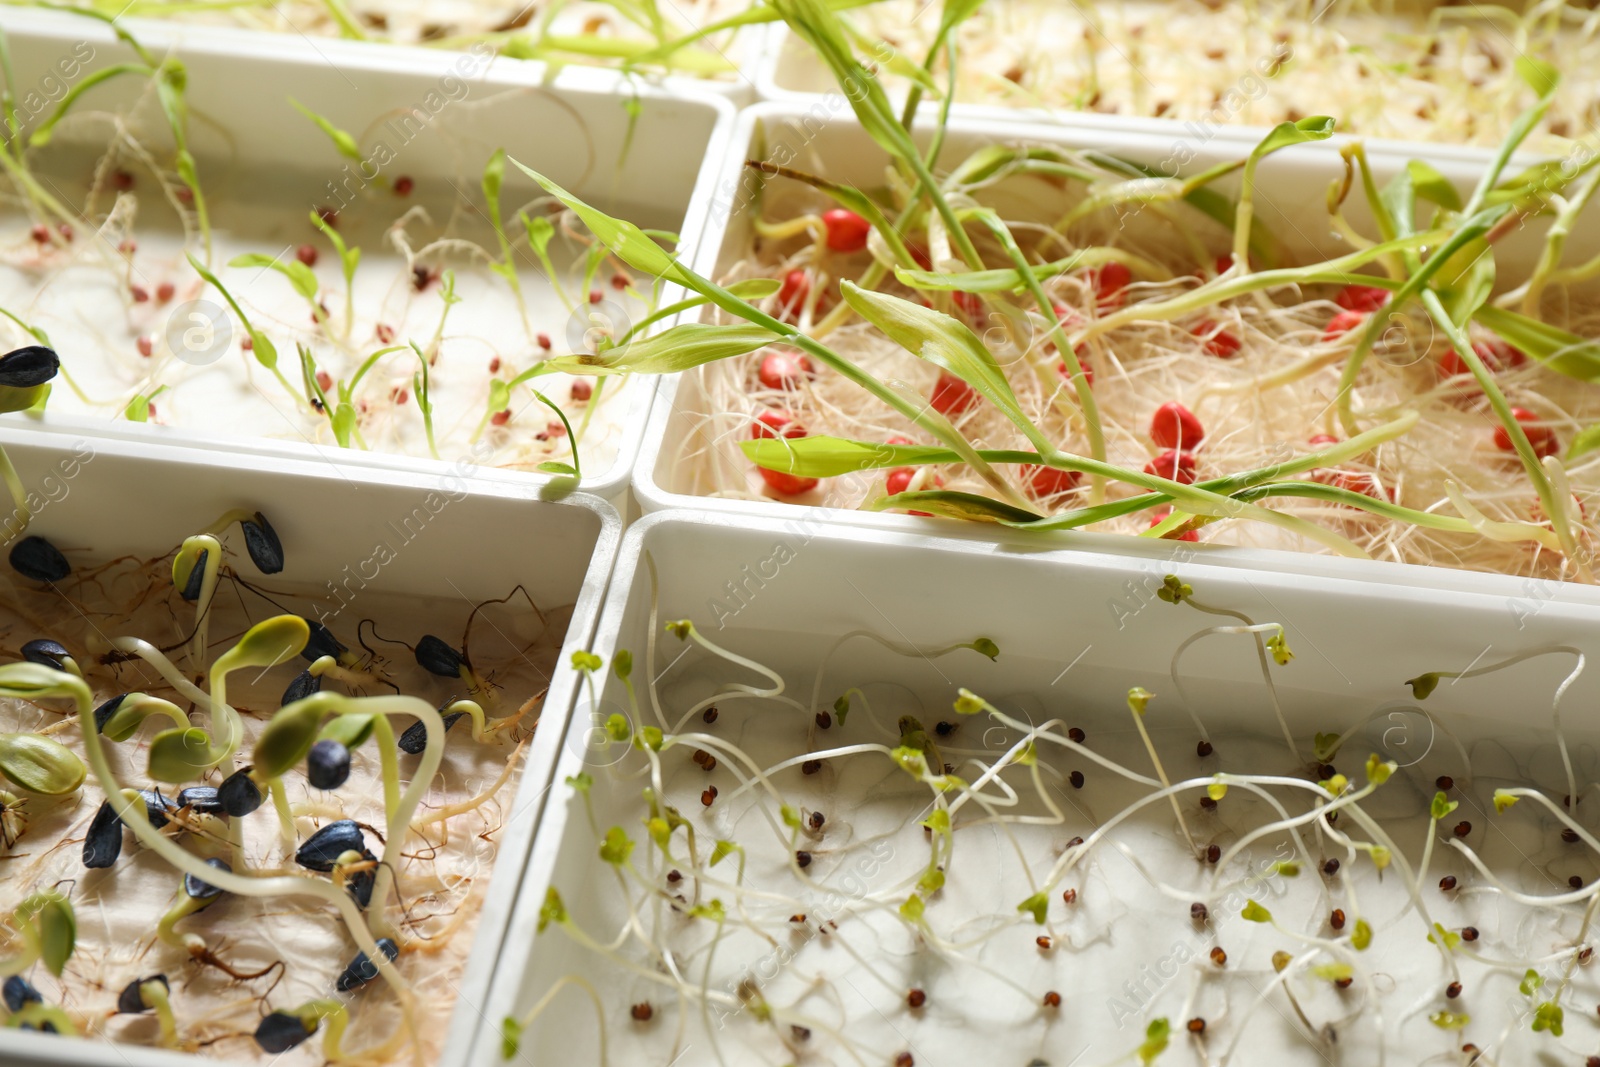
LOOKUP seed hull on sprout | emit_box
[0,545,565,1064]
[515,606,1600,1066]
[789,0,1596,151]
[684,163,1600,583]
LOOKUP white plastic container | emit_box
[0,420,620,1067]
[634,101,1599,577]
[476,509,1600,1066]
[0,9,736,509]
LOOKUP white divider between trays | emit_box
[0,421,622,1067]
[0,7,741,510]
[472,508,1600,1066]
[632,99,1599,592]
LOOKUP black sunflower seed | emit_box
[179,549,208,601]
[295,819,365,871]
[3,975,42,1012]
[254,1011,314,1053]
[397,709,464,755]
[184,857,231,900]
[348,849,378,908]
[93,694,128,733]
[414,635,465,677]
[334,937,399,992]
[240,512,284,574]
[83,800,123,868]
[10,536,69,582]
[301,618,346,663]
[0,346,60,388]
[138,789,176,829]
[20,638,70,670]
[307,739,350,790]
[218,768,263,817]
[282,668,321,705]
[116,974,168,1015]
[176,786,222,814]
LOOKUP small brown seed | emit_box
[1062,888,1078,904]
[702,706,718,724]
[1191,903,1208,922]
[1334,976,1353,989]
[1036,936,1052,950]
[1210,947,1227,967]
[1573,876,1586,889]
[1461,927,1479,942]
[1318,763,1337,779]
[802,760,822,775]
[935,721,955,737]
[1187,1018,1206,1034]
[1068,727,1086,743]
[895,1054,914,1067]
[702,756,717,772]
[1454,821,1472,838]
[1446,981,1462,999]
[1583,947,1594,964]
[667,870,681,883]
[631,1002,653,1021]
[1199,797,1218,812]
[1066,836,1084,848]
[1043,991,1061,1008]
[701,787,717,807]
[795,851,811,869]
[809,811,825,830]
[789,914,806,924]
[791,1025,810,1041]
[1323,859,1340,875]
[1069,771,1085,789]
[907,989,926,1009]
[1206,844,1221,864]
[1436,775,1454,791]
[1564,828,1581,843]
[1440,875,1458,891]
[1197,740,1214,757]
[1330,908,1346,930]
[815,711,832,729]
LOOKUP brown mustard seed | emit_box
[791,1025,810,1042]
[802,760,822,775]
[1582,947,1594,964]
[796,851,812,869]
[1199,797,1218,812]
[1209,947,1227,967]
[789,914,806,924]
[1564,828,1581,843]
[1323,859,1340,875]
[809,811,825,830]
[1036,936,1052,950]
[1066,836,1084,848]
[1331,908,1346,930]
[1191,902,1208,922]
[1206,844,1221,864]
[701,788,717,807]
[895,1054,914,1067]
[1446,981,1462,999]
[1461,927,1479,942]
[666,870,681,883]
[1068,727,1086,743]
[702,756,717,772]
[1187,1018,1206,1034]
[1069,771,1085,789]
[1588,1058,1600,1067]
[1318,763,1338,779]
[1440,875,1457,891]
[692,749,710,766]
[630,1002,653,1021]
[702,706,718,724]
[1197,740,1214,757]
[815,711,832,729]
[1436,775,1454,791]
[1573,876,1586,889]
[1454,821,1472,837]
[1043,991,1061,1008]
[1334,976,1353,989]
[907,989,926,1009]
[935,721,955,737]
[1062,888,1078,905]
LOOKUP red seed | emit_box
[111,169,135,191]
[1210,946,1226,965]
[1036,935,1052,949]
[1335,284,1391,312]
[1194,319,1241,358]
[1145,450,1197,484]
[241,336,253,351]
[316,206,338,228]
[611,271,630,290]
[1309,433,1339,446]
[545,421,567,437]
[376,323,395,344]
[758,467,818,496]
[1492,408,1558,459]
[588,288,603,305]
[630,1002,652,1021]
[131,286,150,304]
[571,380,593,402]
[1150,401,1205,449]
[394,175,414,196]
[777,269,811,321]
[488,357,502,374]
[315,370,333,392]
[296,244,318,267]
[750,409,806,440]
[175,187,194,206]
[491,410,511,427]
[29,224,50,244]
[1150,511,1200,542]
[1062,888,1077,904]
[1093,261,1132,308]
[156,281,176,303]
[1441,338,1528,378]
[930,371,977,417]
[758,349,815,391]
[1322,309,1366,341]
[1440,876,1457,891]
[1188,1017,1206,1034]
[537,333,552,350]
[118,239,137,255]
[1043,991,1061,1007]
[1461,926,1478,942]
[1330,908,1346,929]
[822,208,871,253]
[1025,464,1082,500]
[136,335,154,357]
[952,290,984,319]
[392,387,409,405]
[1447,981,1462,998]
[895,1055,914,1067]
[907,989,926,1009]
[56,224,73,242]
[1205,844,1221,863]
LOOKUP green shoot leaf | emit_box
[1017,891,1048,925]
[1241,900,1272,923]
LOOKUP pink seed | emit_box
[156,281,176,303]
[822,208,871,252]
[930,372,977,417]
[570,380,593,402]
[136,335,154,357]
[1145,450,1197,484]
[1150,402,1205,449]
[491,410,511,426]
[296,244,318,267]
[759,349,815,391]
